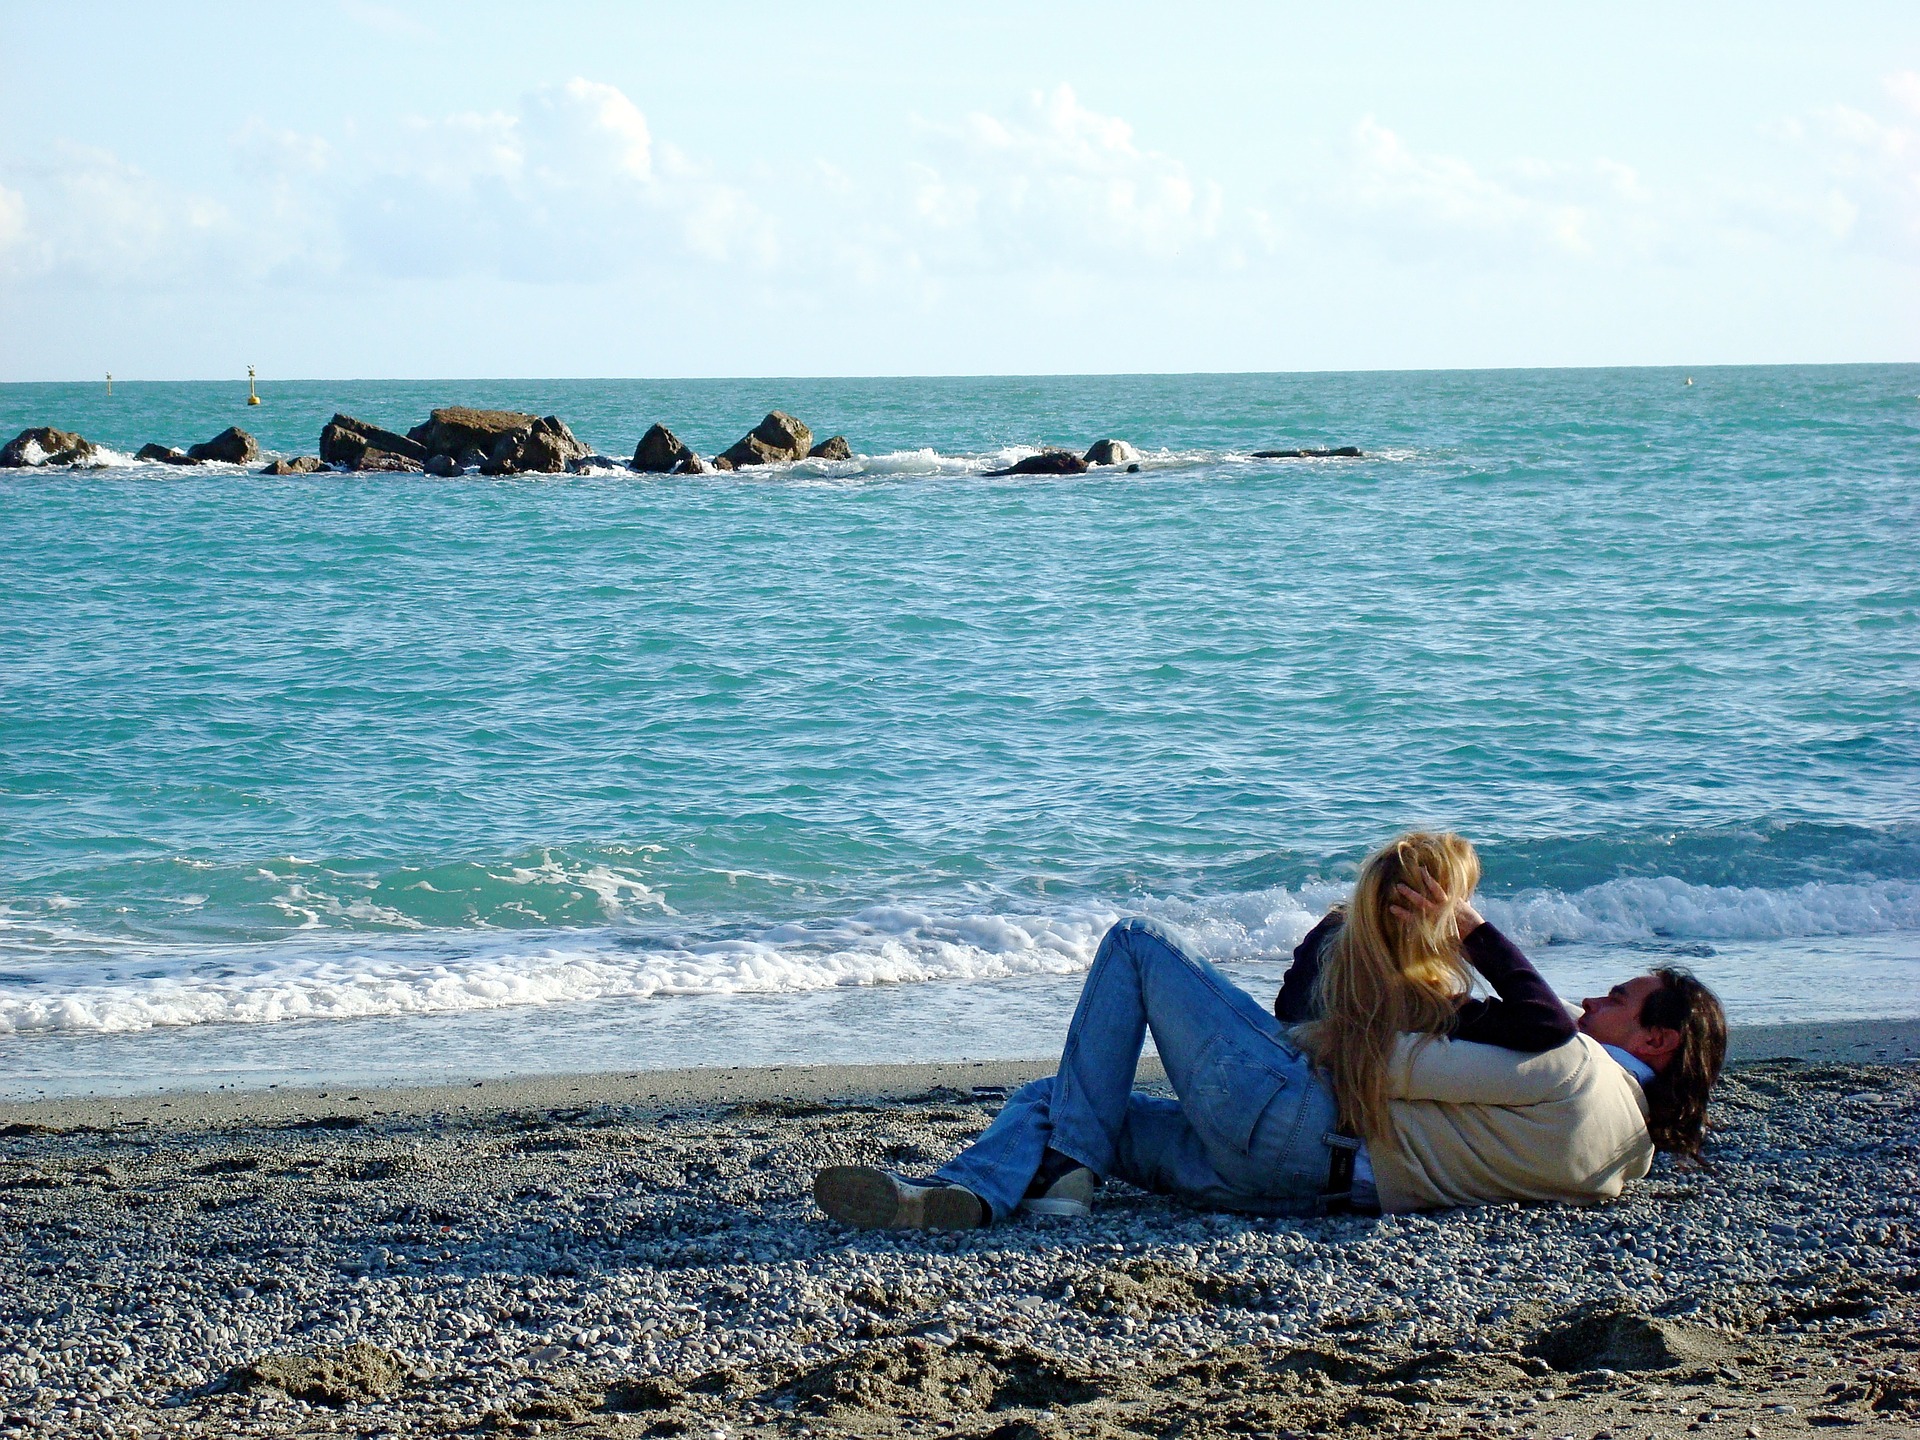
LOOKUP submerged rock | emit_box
[1,426,99,467]
[187,426,260,465]
[984,450,1089,477]
[710,454,737,471]
[719,410,813,467]
[1083,438,1139,465]
[481,415,590,475]
[1252,446,1363,459]
[672,453,712,474]
[260,456,325,475]
[567,453,622,473]
[423,454,463,477]
[632,422,696,473]
[137,443,197,466]
[319,414,428,471]
[408,407,539,460]
[808,435,853,461]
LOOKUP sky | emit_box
[1,1,1916,380]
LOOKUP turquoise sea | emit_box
[2,366,1917,1097]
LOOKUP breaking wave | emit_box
[2,874,1913,1037]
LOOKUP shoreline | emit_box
[3,1016,1916,1132]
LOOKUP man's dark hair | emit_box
[1640,966,1727,1159]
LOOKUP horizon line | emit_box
[4,359,1918,387]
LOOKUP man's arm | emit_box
[1274,908,1344,1024]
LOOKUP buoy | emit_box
[106,371,112,396]
[247,365,261,406]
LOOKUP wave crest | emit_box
[1,874,1913,1038]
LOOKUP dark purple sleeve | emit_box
[1274,910,1344,1024]
[1449,921,1577,1052]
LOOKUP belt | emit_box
[1321,1127,1366,1215]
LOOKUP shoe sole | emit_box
[813,1166,982,1230]
[1020,1197,1092,1218]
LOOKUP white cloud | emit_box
[230,119,335,181]
[338,0,436,43]
[523,79,652,185]
[0,185,25,251]
[1328,117,1657,262]
[1801,74,1919,255]
[904,84,1226,269]
[0,144,245,287]
[5,70,1912,325]
[339,80,770,281]
[0,80,775,291]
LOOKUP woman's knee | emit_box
[1102,917,1192,967]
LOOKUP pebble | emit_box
[0,1059,1913,1437]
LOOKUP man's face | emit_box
[1577,974,1665,1053]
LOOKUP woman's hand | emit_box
[1389,865,1483,943]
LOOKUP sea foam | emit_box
[2,876,1913,1038]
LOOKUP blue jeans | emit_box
[936,918,1342,1221]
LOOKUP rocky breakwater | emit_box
[634,414,850,472]
[185,426,259,465]
[985,439,1142,476]
[0,426,101,468]
[477,417,591,476]
[631,423,708,474]
[713,411,814,471]
[319,415,429,473]
[128,427,265,467]
[319,407,595,476]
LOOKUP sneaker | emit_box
[812,1166,987,1230]
[1020,1164,1097,1218]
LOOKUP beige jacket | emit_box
[1368,1032,1654,1213]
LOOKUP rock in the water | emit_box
[455,446,489,470]
[807,435,853,461]
[259,456,325,475]
[672,454,711,474]
[1252,446,1364,459]
[710,454,737,471]
[1126,463,1141,473]
[186,426,260,465]
[408,407,540,460]
[319,414,428,470]
[230,1343,403,1406]
[632,423,696,473]
[481,416,590,475]
[1,426,98,467]
[137,443,197,466]
[718,410,813,468]
[984,450,1089,477]
[567,453,621,473]
[423,453,463,477]
[1083,438,1140,465]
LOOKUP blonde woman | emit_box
[814,832,1721,1227]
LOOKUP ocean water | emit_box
[2,366,1917,1098]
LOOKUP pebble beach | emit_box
[3,1021,1915,1439]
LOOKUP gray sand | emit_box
[1,1019,1915,1438]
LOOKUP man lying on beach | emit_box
[814,833,1728,1229]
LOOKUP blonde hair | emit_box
[1297,832,1480,1141]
